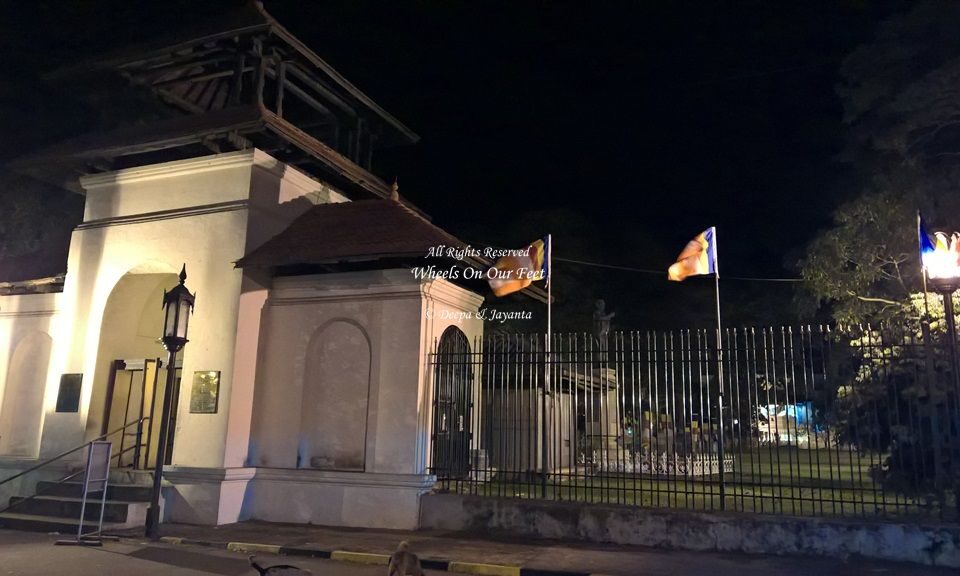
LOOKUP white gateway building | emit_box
[0,3,540,531]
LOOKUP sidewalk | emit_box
[109,520,956,576]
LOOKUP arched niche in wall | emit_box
[0,331,53,456]
[299,320,371,471]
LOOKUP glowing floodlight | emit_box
[921,222,960,290]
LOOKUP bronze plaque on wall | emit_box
[189,371,220,414]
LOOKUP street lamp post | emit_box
[928,275,960,397]
[920,226,960,512]
[145,265,195,539]
[927,275,960,511]
[923,229,960,397]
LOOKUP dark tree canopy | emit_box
[800,1,960,324]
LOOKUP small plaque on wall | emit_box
[189,371,220,414]
[55,374,83,413]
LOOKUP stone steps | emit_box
[0,511,129,534]
[33,480,153,502]
[6,495,148,524]
[0,475,154,533]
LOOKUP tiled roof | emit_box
[237,199,470,268]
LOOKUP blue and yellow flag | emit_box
[668,227,717,282]
[488,237,549,297]
[918,212,937,268]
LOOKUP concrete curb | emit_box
[329,550,389,565]
[226,542,281,555]
[155,536,595,576]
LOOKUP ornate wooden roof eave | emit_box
[261,108,390,197]
[261,15,420,146]
[12,106,263,163]
[6,105,265,194]
[0,274,66,295]
[42,1,419,148]
[45,23,271,80]
[6,103,422,206]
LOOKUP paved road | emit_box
[139,521,959,576]
[0,529,955,575]
[0,531,406,576]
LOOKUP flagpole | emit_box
[547,233,553,362]
[713,228,726,510]
[541,234,552,497]
[918,211,932,321]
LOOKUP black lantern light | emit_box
[147,264,195,538]
[161,265,196,352]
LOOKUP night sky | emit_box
[286,2,890,255]
[0,1,912,329]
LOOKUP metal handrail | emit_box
[0,417,147,488]
[113,416,150,469]
[0,469,86,515]
[111,440,144,463]
[0,418,149,516]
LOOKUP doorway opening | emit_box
[88,270,182,466]
[101,358,182,469]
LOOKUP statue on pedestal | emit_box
[593,299,615,351]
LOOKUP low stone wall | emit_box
[163,467,436,530]
[420,493,960,568]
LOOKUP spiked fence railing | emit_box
[428,325,960,521]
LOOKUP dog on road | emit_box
[387,541,423,576]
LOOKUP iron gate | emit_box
[431,327,473,479]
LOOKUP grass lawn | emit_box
[437,446,955,521]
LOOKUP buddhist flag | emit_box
[488,237,549,297]
[918,212,937,269]
[668,227,717,282]
[919,212,960,278]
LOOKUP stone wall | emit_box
[0,292,58,459]
[420,493,960,568]
[226,271,483,530]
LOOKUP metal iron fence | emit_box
[428,325,960,521]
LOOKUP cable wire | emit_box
[554,256,804,282]
[462,237,805,283]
